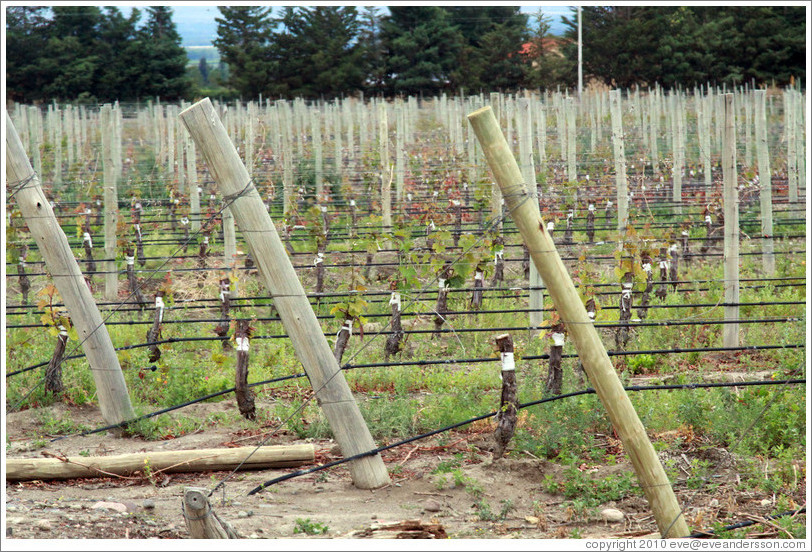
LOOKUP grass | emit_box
[5,148,806,538]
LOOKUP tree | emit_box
[134,7,191,99]
[382,7,465,96]
[269,6,363,99]
[214,6,275,98]
[358,6,386,95]
[95,7,143,101]
[199,57,209,86]
[5,6,51,102]
[444,6,530,91]
[525,11,573,91]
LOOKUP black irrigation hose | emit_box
[5,276,806,314]
[6,299,806,329]
[6,340,804,379]
[688,508,806,538]
[245,378,806,495]
[7,246,807,278]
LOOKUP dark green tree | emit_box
[382,7,465,96]
[134,6,190,99]
[199,57,209,86]
[444,6,530,91]
[525,11,574,91]
[5,6,50,102]
[95,7,143,100]
[214,6,275,98]
[358,6,386,95]
[270,6,363,99]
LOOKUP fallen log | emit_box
[6,444,315,481]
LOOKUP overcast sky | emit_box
[114,3,575,45]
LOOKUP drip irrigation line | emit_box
[688,508,806,538]
[7,244,807,279]
[5,275,806,313]
[6,337,803,380]
[245,377,806,495]
[6,299,805,329]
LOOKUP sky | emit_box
[112,3,576,46]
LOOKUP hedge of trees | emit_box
[5,5,806,104]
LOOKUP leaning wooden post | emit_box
[722,95,740,348]
[468,106,690,538]
[6,111,136,428]
[754,90,774,275]
[183,487,238,539]
[180,98,390,490]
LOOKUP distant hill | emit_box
[185,46,220,66]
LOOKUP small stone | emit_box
[248,533,259,539]
[35,519,52,532]
[709,499,719,508]
[92,501,128,513]
[525,516,540,524]
[142,499,156,510]
[760,499,772,507]
[423,499,442,512]
[600,508,625,523]
[6,505,20,512]
[237,511,250,518]
[69,503,83,510]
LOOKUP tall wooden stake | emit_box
[609,90,629,233]
[101,105,119,302]
[468,106,690,538]
[754,90,774,276]
[6,111,136,428]
[722,95,740,348]
[180,98,390,490]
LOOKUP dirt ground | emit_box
[2,398,804,542]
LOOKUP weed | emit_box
[293,518,328,535]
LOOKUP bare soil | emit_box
[4,397,801,542]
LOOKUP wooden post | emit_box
[468,106,690,538]
[672,93,684,215]
[223,205,237,268]
[566,97,577,183]
[179,98,390,490]
[101,105,119,302]
[311,108,324,201]
[6,111,136,428]
[519,99,544,333]
[699,93,713,193]
[183,488,238,539]
[395,100,405,205]
[53,104,63,186]
[379,101,392,229]
[722,95,739,348]
[649,91,660,178]
[754,90,774,275]
[186,130,200,232]
[795,91,806,200]
[609,91,629,233]
[489,92,504,229]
